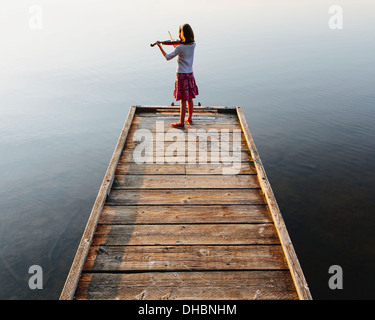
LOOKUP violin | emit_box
[150,40,181,47]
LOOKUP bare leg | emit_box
[180,99,186,124]
[186,99,194,124]
[171,99,186,127]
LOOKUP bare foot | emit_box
[171,122,184,128]
[185,118,193,125]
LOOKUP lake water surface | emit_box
[1,0,375,299]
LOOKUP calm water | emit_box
[1,0,375,299]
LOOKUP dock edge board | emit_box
[236,106,312,300]
[59,106,137,300]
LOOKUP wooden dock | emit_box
[60,105,312,300]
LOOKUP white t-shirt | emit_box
[165,42,196,74]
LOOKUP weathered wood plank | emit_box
[185,162,256,174]
[135,106,237,115]
[112,174,260,189]
[118,150,251,163]
[91,224,279,246]
[125,138,248,148]
[99,204,272,224]
[135,105,237,113]
[132,116,239,124]
[116,162,185,175]
[130,122,242,131]
[115,162,256,175]
[128,126,245,135]
[135,111,237,118]
[75,271,299,300]
[106,189,265,205]
[125,139,248,167]
[83,245,288,272]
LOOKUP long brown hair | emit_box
[179,24,194,44]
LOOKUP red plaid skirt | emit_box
[173,72,199,101]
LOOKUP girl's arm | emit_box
[157,42,180,61]
[156,42,167,57]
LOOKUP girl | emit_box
[156,24,199,128]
